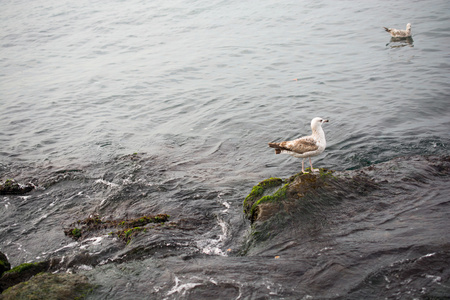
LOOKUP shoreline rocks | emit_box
[0,260,55,293]
[0,179,34,195]
[0,273,93,300]
[241,155,450,255]
[243,168,377,224]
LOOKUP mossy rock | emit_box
[242,168,378,238]
[0,179,34,195]
[243,177,283,217]
[243,170,337,222]
[64,214,170,243]
[117,227,146,244]
[0,252,11,278]
[0,261,50,293]
[0,272,94,300]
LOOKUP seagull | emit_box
[384,23,412,38]
[268,117,328,173]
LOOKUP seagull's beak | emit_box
[323,119,329,123]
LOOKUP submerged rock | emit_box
[64,214,171,244]
[0,273,93,300]
[243,168,377,224]
[0,179,34,195]
[242,156,450,255]
[0,260,54,292]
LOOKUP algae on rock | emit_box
[0,261,52,293]
[243,169,338,223]
[0,273,93,300]
[241,168,378,253]
[243,177,283,220]
[64,214,170,244]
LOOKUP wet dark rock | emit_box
[0,272,93,300]
[0,260,52,292]
[0,252,10,278]
[243,168,376,223]
[243,177,283,220]
[242,155,450,256]
[64,253,100,270]
[0,179,34,195]
[64,214,171,243]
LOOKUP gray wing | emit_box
[385,27,408,37]
[277,137,319,154]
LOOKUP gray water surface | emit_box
[1,0,450,299]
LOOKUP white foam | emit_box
[166,276,202,296]
[425,274,441,283]
[421,252,436,258]
[95,179,119,188]
[198,216,229,256]
[53,242,78,254]
[80,236,104,249]
[78,264,93,271]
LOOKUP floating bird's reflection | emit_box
[386,36,414,48]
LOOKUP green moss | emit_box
[249,183,289,218]
[65,214,170,241]
[1,273,94,300]
[117,227,145,244]
[243,177,282,213]
[317,168,334,178]
[4,262,40,275]
[126,214,170,227]
[71,228,81,238]
[244,170,336,222]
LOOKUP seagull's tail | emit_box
[383,27,390,33]
[268,142,282,154]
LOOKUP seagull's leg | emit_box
[301,159,307,173]
[310,157,319,173]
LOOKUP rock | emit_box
[241,155,450,255]
[0,252,10,278]
[243,177,283,221]
[0,261,51,293]
[63,213,171,243]
[0,179,34,195]
[241,168,379,251]
[243,169,376,223]
[0,258,63,293]
[0,272,93,300]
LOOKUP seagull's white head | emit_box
[311,117,329,130]
[406,23,411,30]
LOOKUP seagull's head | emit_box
[311,117,329,129]
[406,23,411,30]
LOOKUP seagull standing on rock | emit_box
[384,23,412,38]
[268,117,328,173]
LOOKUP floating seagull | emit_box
[384,23,412,38]
[268,117,328,173]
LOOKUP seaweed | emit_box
[64,214,170,243]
